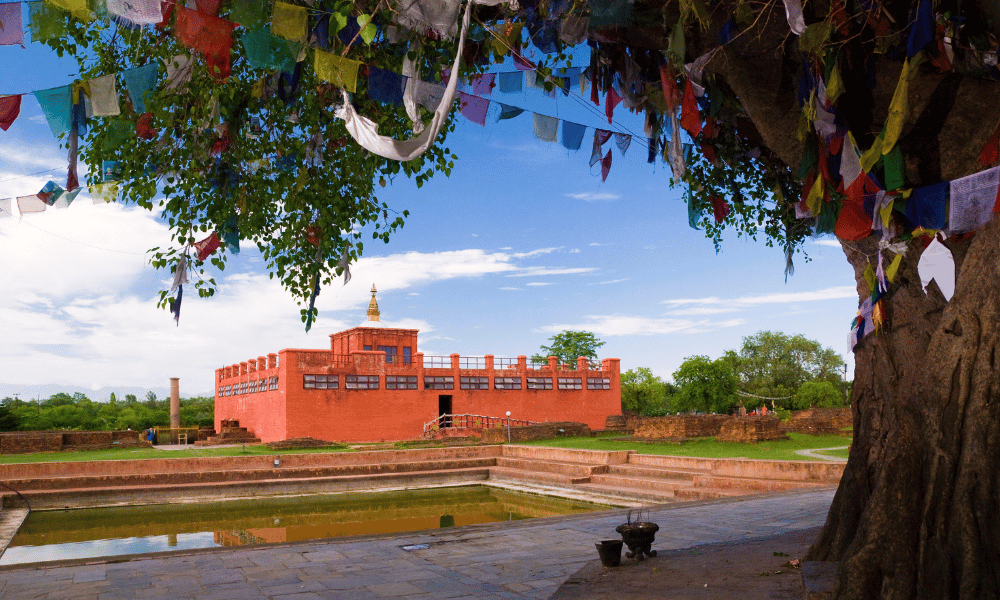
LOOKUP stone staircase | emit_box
[195,421,261,446]
[490,446,845,504]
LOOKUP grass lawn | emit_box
[522,432,852,461]
[811,447,851,460]
[0,444,353,464]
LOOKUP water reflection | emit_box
[1,486,601,566]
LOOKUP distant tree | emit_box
[108,392,117,407]
[621,368,668,415]
[794,381,845,410]
[125,394,138,405]
[531,331,605,368]
[0,404,19,431]
[43,393,75,408]
[722,331,845,409]
[180,397,215,428]
[145,391,157,409]
[672,356,739,414]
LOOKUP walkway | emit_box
[793,446,849,461]
[0,488,835,599]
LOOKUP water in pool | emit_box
[1,485,603,566]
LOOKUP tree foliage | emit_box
[0,393,213,431]
[531,330,605,367]
[620,367,674,415]
[671,355,738,414]
[794,381,845,410]
[721,330,845,407]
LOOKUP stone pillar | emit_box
[577,356,589,372]
[450,353,461,369]
[170,377,180,430]
[485,354,494,371]
[268,353,277,369]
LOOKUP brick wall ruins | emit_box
[631,415,731,440]
[716,417,789,443]
[0,430,147,454]
[481,422,591,443]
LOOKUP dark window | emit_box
[304,374,339,389]
[269,376,279,391]
[363,345,372,351]
[526,377,552,390]
[402,347,412,365]
[386,375,418,390]
[424,376,454,390]
[587,377,611,390]
[378,345,398,363]
[257,380,268,393]
[494,377,522,390]
[460,376,489,390]
[346,375,379,390]
[557,378,583,390]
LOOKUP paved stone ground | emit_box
[0,488,835,600]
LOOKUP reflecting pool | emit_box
[1,485,603,566]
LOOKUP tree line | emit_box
[622,331,849,417]
[0,392,214,432]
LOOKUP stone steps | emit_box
[605,464,702,480]
[692,474,828,492]
[589,473,695,494]
[1,457,499,491]
[489,466,591,486]
[495,456,605,478]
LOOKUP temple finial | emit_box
[367,284,380,321]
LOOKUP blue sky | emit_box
[0,9,860,397]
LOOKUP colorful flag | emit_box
[0,3,24,46]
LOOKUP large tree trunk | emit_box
[805,224,1000,599]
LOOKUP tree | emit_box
[794,381,844,410]
[672,355,739,414]
[723,331,845,409]
[531,331,605,368]
[48,4,460,326]
[46,0,1000,595]
[620,367,669,415]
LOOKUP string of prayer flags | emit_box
[948,165,1000,233]
[271,1,308,43]
[561,121,586,151]
[33,84,72,136]
[0,95,21,131]
[193,231,221,262]
[532,113,558,142]
[314,49,360,92]
[107,0,161,25]
[0,3,24,46]
[458,92,488,126]
[88,74,120,117]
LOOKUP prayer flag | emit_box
[948,166,1000,233]
[107,0,161,24]
[241,28,299,72]
[368,67,406,105]
[230,0,268,29]
[561,121,586,151]
[88,74,121,117]
[271,1,308,43]
[0,198,12,218]
[600,149,612,182]
[394,0,462,38]
[0,3,24,46]
[498,72,522,94]
[532,113,558,143]
[169,284,182,326]
[680,77,702,138]
[194,232,221,262]
[28,2,67,42]
[605,86,621,124]
[710,196,730,223]
[17,195,47,214]
[614,132,631,156]
[33,85,73,137]
[497,103,524,121]
[906,0,935,58]
[470,73,495,95]
[44,0,88,21]
[0,95,21,131]
[314,49,360,92]
[176,7,236,81]
[458,92,488,126]
[163,54,194,92]
[917,236,955,300]
[835,197,873,240]
[121,63,158,114]
[590,129,612,167]
[90,182,119,203]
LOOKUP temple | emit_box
[213,286,622,442]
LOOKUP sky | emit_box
[0,9,861,399]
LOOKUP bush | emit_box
[794,381,844,410]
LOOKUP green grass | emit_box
[0,444,353,464]
[812,447,851,460]
[522,433,852,461]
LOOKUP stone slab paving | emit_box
[0,488,835,600]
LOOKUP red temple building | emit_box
[213,286,622,442]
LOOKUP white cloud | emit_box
[508,267,597,277]
[526,282,553,286]
[569,249,580,253]
[512,247,561,258]
[538,315,747,336]
[663,286,857,307]
[589,242,611,246]
[592,278,630,285]
[810,239,843,248]
[564,192,620,202]
[666,307,742,316]
[470,233,478,237]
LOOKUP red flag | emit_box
[710,196,730,222]
[659,65,680,114]
[681,77,702,138]
[194,232,221,262]
[176,6,236,82]
[605,87,621,124]
[601,149,612,182]
[835,197,873,240]
[137,112,157,139]
[979,123,1000,167]
[0,95,21,131]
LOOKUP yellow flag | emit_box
[314,49,360,93]
[860,134,884,173]
[272,1,308,43]
[806,172,824,215]
[880,198,894,228]
[885,254,903,283]
[882,59,910,154]
[826,62,844,103]
[45,0,89,20]
[863,261,875,296]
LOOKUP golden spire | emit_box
[367,284,380,321]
